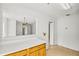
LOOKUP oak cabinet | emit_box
[5,43,46,56]
[38,48,46,56]
[29,51,38,56]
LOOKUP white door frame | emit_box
[48,20,57,47]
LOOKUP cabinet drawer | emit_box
[6,49,27,56]
[38,44,45,49]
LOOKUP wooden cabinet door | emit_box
[38,43,46,56]
[38,48,46,56]
[28,45,38,56]
[29,51,38,56]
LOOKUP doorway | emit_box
[48,21,55,48]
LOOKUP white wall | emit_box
[0,4,3,38]
[57,13,79,51]
[2,4,50,38]
[7,19,16,36]
[2,18,16,37]
[1,4,51,49]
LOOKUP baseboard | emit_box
[58,44,79,52]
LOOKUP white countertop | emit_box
[0,39,46,56]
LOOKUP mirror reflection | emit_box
[16,20,36,36]
[3,17,36,37]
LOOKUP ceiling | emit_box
[1,3,79,21]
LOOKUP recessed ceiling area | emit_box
[1,3,79,21]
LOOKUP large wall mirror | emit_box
[3,17,36,37]
[16,19,36,36]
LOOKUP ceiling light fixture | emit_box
[60,3,72,10]
[22,17,28,26]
